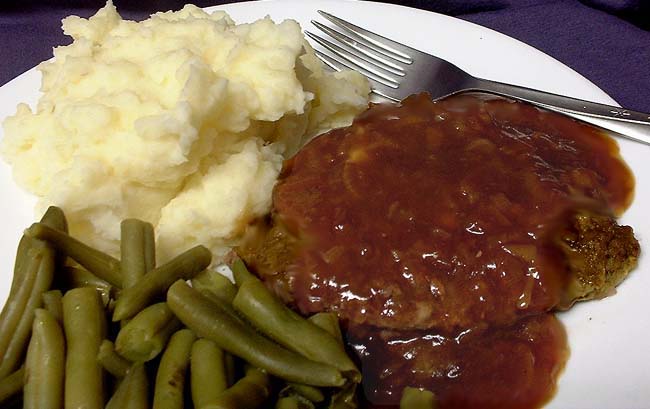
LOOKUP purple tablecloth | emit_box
[1,0,649,112]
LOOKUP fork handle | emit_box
[473,78,650,126]
[472,78,650,145]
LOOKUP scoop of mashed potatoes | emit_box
[1,2,369,262]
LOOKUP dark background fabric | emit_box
[1,0,648,112]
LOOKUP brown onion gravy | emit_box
[266,93,635,408]
[349,314,567,409]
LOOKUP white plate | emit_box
[0,1,647,408]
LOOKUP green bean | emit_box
[97,340,131,378]
[399,387,437,409]
[0,246,56,378]
[40,207,68,267]
[9,236,37,295]
[303,314,348,408]
[190,338,228,408]
[276,397,298,409]
[106,363,149,409]
[4,211,57,320]
[233,277,360,382]
[281,383,325,403]
[41,290,63,324]
[329,382,358,409]
[0,207,64,378]
[40,206,68,233]
[152,328,195,409]
[112,245,211,321]
[62,287,107,409]
[115,302,181,362]
[202,368,271,409]
[192,269,237,304]
[7,206,65,295]
[308,312,344,344]
[0,367,23,405]
[276,395,316,409]
[60,266,113,304]
[24,309,64,409]
[61,266,111,290]
[231,259,255,286]
[121,219,149,289]
[143,222,156,272]
[167,280,345,387]
[5,236,38,294]
[0,251,41,373]
[26,222,122,287]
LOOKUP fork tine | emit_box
[370,89,400,103]
[313,48,398,90]
[306,31,400,87]
[317,10,414,64]
[311,21,405,76]
[313,50,401,101]
[316,51,342,72]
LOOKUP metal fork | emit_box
[307,11,650,145]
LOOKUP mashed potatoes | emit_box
[1,2,369,262]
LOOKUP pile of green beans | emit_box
[0,207,367,409]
